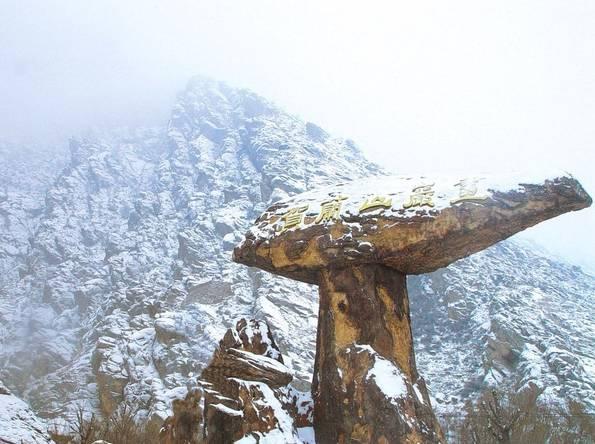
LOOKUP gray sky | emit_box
[1,0,594,272]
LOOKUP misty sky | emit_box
[1,0,594,272]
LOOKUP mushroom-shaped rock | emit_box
[233,173,591,444]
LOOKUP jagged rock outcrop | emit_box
[201,319,292,389]
[0,380,54,443]
[233,173,591,443]
[160,319,313,443]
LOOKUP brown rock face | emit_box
[160,319,312,444]
[200,318,292,391]
[160,389,203,444]
[233,173,591,443]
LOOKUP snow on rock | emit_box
[211,402,243,417]
[0,381,54,443]
[296,426,315,444]
[234,170,589,283]
[245,171,578,242]
[232,380,302,443]
[366,354,408,402]
[410,241,595,414]
[161,318,313,443]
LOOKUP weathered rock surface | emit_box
[201,318,292,390]
[233,173,592,283]
[160,319,313,443]
[159,389,203,444]
[315,265,443,443]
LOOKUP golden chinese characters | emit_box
[359,195,392,213]
[403,184,435,209]
[278,205,308,232]
[272,178,492,234]
[315,196,348,223]
[450,179,488,204]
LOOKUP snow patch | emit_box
[211,403,243,417]
[367,356,409,402]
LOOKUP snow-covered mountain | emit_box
[0,77,593,435]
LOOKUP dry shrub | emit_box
[52,403,161,444]
[440,385,595,444]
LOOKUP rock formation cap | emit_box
[233,172,591,284]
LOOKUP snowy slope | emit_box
[410,242,595,414]
[0,380,53,443]
[0,78,592,434]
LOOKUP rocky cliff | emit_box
[0,78,593,439]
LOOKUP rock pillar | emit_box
[313,264,444,443]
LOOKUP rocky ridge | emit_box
[0,78,593,440]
